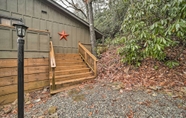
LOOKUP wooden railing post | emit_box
[49,41,56,90]
[85,52,87,62]
[52,68,56,90]
[94,60,97,76]
[78,41,80,53]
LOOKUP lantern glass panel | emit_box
[22,28,25,37]
[17,26,22,36]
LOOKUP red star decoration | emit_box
[58,31,69,41]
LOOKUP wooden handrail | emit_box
[50,41,56,68]
[78,42,98,77]
[79,43,97,61]
[49,41,56,90]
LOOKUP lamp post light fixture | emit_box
[13,20,28,118]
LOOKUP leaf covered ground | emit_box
[97,46,186,98]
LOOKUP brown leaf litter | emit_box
[96,46,186,99]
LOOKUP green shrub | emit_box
[117,0,186,67]
[97,45,108,57]
[165,61,179,68]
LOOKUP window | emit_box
[0,16,20,26]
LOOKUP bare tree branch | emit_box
[59,0,87,19]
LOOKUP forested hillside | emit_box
[95,0,185,67]
[95,0,186,97]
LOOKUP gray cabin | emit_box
[0,0,103,105]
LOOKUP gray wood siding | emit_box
[0,25,49,58]
[0,0,91,56]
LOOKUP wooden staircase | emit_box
[49,42,97,94]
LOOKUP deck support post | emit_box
[94,60,97,76]
[52,68,56,90]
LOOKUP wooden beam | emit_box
[0,87,48,105]
[0,58,49,68]
[0,66,49,77]
[0,80,49,96]
[0,73,49,86]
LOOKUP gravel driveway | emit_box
[5,80,186,118]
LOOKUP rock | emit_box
[48,106,57,115]
[25,101,31,105]
[149,86,162,91]
[109,82,125,90]
[3,105,12,114]
[12,99,17,106]
[0,111,4,116]
[33,98,41,103]
[180,87,186,94]
[38,116,45,118]
[30,115,36,118]
[166,91,173,96]
[156,86,162,90]
[42,88,48,94]
[0,105,3,110]
[40,94,49,99]
[145,89,152,94]
[101,84,105,87]
[49,113,58,118]
[120,89,123,93]
[152,93,157,97]
[24,93,31,103]
[149,86,157,90]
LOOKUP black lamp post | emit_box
[13,21,28,118]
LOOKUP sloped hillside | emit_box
[97,46,186,98]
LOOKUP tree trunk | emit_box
[88,1,97,56]
[83,0,89,22]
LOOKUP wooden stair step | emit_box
[50,72,93,81]
[55,53,80,56]
[55,54,80,58]
[50,76,95,94]
[56,62,85,66]
[55,58,82,62]
[50,84,80,95]
[50,76,95,86]
[55,56,81,60]
[55,59,83,63]
[55,65,88,71]
[49,68,90,76]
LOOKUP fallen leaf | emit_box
[101,94,106,99]
[89,112,92,116]
[126,110,134,118]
